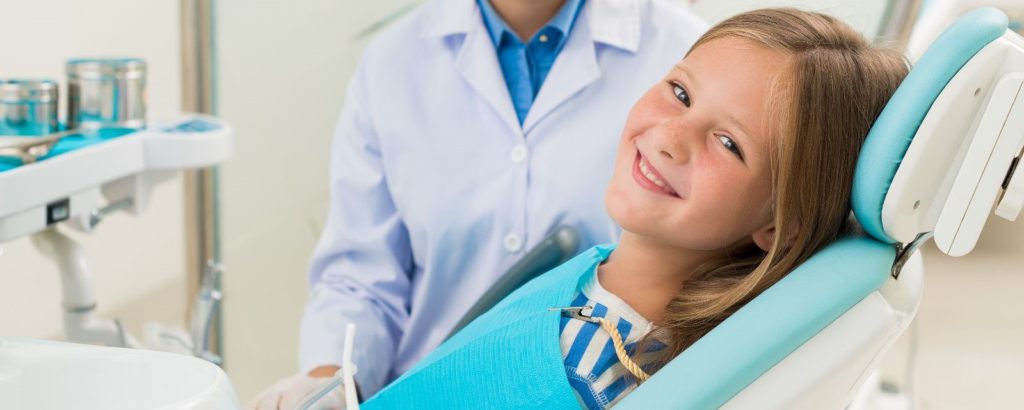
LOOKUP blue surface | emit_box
[616,237,894,409]
[362,245,614,409]
[163,118,221,133]
[0,127,136,173]
[852,8,1008,243]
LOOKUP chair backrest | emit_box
[616,7,1020,409]
[445,225,579,340]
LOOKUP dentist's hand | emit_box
[249,367,344,410]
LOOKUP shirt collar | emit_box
[545,0,586,43]
[421,0,641,54]
[475,0,508,46]
[475,0,585,47]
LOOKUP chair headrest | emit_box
[852,7,1009,244]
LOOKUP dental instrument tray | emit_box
[0,114,232,242]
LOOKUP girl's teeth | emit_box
[640,157,667,187]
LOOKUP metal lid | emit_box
[0,79,59,103]
[66,57,146,79]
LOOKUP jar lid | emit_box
[0,79,59,103]
[66,57,146,78]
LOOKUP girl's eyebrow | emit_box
[672,63,696,87]
[723,113,757,163]
[725,114,752,141]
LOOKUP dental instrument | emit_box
[298,323,360,410]
[0,128,87,164]
[190,260,225,364]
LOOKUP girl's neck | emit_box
[598,232,717,324]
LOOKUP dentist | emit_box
[252,0,706,407]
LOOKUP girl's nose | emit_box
[651,124,693,165]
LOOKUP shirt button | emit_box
[510,146,528,163]
[503,233,523,252]
[539,34,549,42]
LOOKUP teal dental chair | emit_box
[373,7,1023,409]
[624,7,1024,408]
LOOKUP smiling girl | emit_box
[361,8,909,409]
[563,9,908,407]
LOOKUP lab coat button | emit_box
[503,233,523,252]
[510,146,528,163]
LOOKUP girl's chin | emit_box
[606,200,662,233]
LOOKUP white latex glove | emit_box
[248,373,344,410]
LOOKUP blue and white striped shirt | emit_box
[560,271,666,409]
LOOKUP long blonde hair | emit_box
[643,8,909,366]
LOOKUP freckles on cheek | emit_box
[709,173,761,212]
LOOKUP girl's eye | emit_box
[718,134,744,160]
[671,82,690,107]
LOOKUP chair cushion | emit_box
[616,236,894,409]
[852,7,1007,243]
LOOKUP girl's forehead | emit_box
[684,36,790,74]
[677,37,791,168]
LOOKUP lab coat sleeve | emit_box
[299,56,413,397]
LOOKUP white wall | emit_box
[215,0,408,400]
[0,1,187,338]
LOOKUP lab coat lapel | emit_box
[522,0,641,134]
[454,11,522,137]
[521,8,600,134]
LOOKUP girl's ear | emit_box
[752,223,776,252]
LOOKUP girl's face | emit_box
[605,37,789,252]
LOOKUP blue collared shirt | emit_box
[477,0,586,124]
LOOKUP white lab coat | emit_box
[300,0,708,396]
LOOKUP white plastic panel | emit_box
[0,188,100,242]
[144,115,233,170]
[0,115,232,242]
[935,74,1024,256]
[722,252,924,409]
[0,135,143,219]
[883,32,1024,249]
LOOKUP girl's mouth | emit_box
[632,151,679,197]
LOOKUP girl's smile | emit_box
[632,150,680,198]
